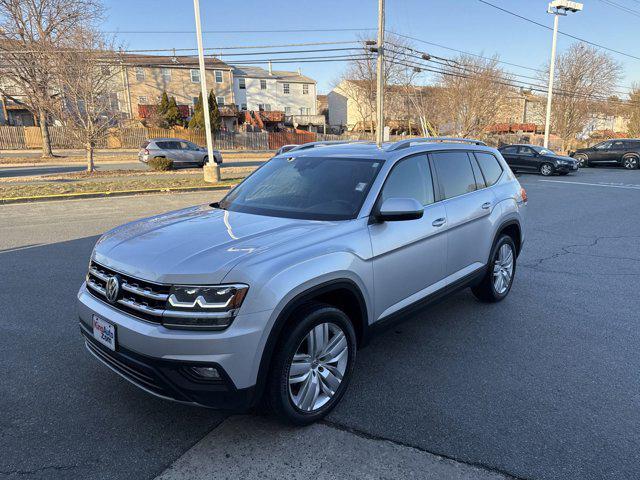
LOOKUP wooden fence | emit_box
[0,126,354,151]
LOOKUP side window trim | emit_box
[468,152,487,190]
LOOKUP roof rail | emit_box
[288,140,367,152]
[385,137,487,151]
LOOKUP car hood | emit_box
[92,205,330,284]
[547,154,576,162]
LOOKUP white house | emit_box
[232,64,325,130]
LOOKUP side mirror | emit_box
[376,197,424,222]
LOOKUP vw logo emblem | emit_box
[105,275,121,303]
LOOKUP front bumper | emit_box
[77,283,272,409]
[555,163,578,172]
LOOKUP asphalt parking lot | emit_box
[1,166,639,479]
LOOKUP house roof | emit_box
[122,54,231,70]
[232,66,315,84]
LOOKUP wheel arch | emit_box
[495,219,522,256]
[253,279,368,403]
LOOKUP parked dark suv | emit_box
[570,139,640,170]
[498,144,578,176]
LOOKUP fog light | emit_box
[191,366,220,379]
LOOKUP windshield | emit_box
[218,156,383,220]
[532,146,555,155]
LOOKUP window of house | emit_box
[138,96,148,104]
[258,104,271,111]
[238,78,246,89]
[299,108,305,115]
[302,84,309,95]
[380,154,434,206]
[135,67,145,82]
[283,83,290,94]
[216,97,225,106]
[190,69,200,83]
[260,79,267,90]
[285,106,291,115]
[215,70,223,83]
[109,93,119,111]
[431,151,477,199]
[475,152,503,186]
[161,68,171,81]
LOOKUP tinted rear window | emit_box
[475,152,503,186]
[431,152,477,199]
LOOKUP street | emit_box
[0,159,267,179]
[1,167,640,479]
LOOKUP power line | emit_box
[477,0,640,61]
[596,0,640,17]
[104,27,376,34]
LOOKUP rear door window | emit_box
[500,146,518,155]
[431,151,477,200]
[475,152,504,186]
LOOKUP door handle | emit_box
[432,217,446,227]
[481,202,492,210]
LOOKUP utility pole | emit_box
[375,0,385,147]
[193,0,220,182]
[543,0,583,148]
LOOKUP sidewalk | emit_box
[154,416,513,480]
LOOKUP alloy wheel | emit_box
[288,322,348,412]
[540,164,553,176]
[493,244,514,294]
[623,157,638,169]
[575,156,587,167]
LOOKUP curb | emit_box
[0,184,235,205]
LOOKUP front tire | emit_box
[540,162,554,176]
[574,154,588,168]
[472,235,516,303]
[622,155,639,170]
[201,156,208,168]
[266,303,356,425]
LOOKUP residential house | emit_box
[232,64,325,131]
[119,54,237,130]
[328,79,439,134]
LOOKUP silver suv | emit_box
[78,138,527,424]
[138,138,223,167]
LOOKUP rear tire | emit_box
[472,235,517,303]
[574,154,588,168]
[266,302,356,425]
[622,155,639,170]
[201,156,208,168]
[540,162,554,176]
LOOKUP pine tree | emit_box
[158,91,170,117]
[165,96,182,127]
[208,90,222,132]
[188,90,222,132]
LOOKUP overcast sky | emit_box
[102,0,640,95]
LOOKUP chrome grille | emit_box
[86,261,170,323]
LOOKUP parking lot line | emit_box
[539,179,640,190]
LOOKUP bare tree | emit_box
[541,43,621,150]
[0,0,103,157]
[50,29,123,172]
[627,84,640,137]
[433,54,514,138]
[334,34,416,135]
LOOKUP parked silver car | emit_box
[79,138,527,425]
[138,138,223,167]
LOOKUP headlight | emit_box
[163,284,248,330]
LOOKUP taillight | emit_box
[144,148,149,155]
[520,187,528,203]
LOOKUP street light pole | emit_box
[375,0,385,147]
[193,0,220,182]
[543,0,583,149]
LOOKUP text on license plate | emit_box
[92,314,116,351]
